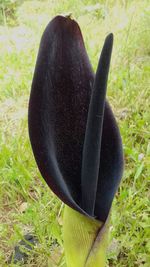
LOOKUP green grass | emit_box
[0,0,149,266]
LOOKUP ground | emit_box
[0,0,149,266]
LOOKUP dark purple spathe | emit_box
[28,16,124,222]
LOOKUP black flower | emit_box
[28,15,124,223]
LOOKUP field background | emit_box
[0,0,149,266]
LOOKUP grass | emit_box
[0,0,149,266]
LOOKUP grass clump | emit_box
[0,0,22,26]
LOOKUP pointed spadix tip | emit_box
[105,33,113,45]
